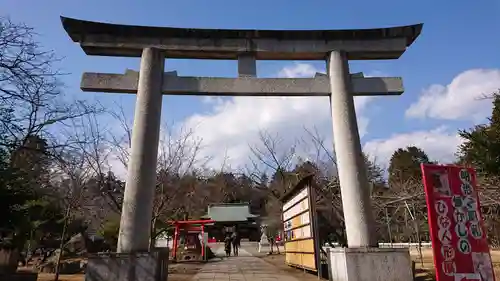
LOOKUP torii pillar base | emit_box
[85,250,169,281]
[326,248,414,281]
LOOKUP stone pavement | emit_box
[190,244,302,281]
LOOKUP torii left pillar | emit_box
[117,47,165,253]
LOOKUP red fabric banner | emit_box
[421,164,495,281]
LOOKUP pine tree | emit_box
[388,146,432,189]
[458,91,500,177]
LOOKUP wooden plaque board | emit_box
[281,176,321,274]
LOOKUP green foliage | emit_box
[0,139,65,250]
[458,92,500,177]
[363,153,386,189]
[388,146,432,186]
[0,147,35,248]
[10,135,51,189]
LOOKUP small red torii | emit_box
[168,219,215,261]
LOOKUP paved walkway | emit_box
[190,244,301,281]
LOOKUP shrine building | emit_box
[201,203,260,241]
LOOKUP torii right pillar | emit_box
[327,50,377,248]
[326,50,414,281]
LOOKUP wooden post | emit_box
[412,203,424,267]
[172,224,179,260]
[385,207,393,245]
[201,224,205,260]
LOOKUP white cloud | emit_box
[106,150,128,180]
[201,96,225,105]
[180,63,373,170]
[278,63,321,78]
[406,69,500,121]
[363,127,464,168]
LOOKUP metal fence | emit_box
[323,242,432,250]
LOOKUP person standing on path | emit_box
[224,234,232,257]
[231,231,240,256]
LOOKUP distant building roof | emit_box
[201,203,258,222]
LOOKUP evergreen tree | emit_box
[10,135,51,191]
[388,146,432,187]
[0,147,34,246]
[458,91,500,177]
[363,154,386,191]
[0,146,63,250]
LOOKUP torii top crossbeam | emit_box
[60,17,422,60]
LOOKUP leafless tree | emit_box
[475,176,500,247]
[49,147,92,281]
[60,110,120,223]
[370,175,427,264]
[108,106,214,246]
[246,129,345,251]
[247,130,298,197]
[108,104,132,170]
[247,127,396,248]
[244,130,300,251]
[0,17,101,153]
[49,126,102,281]
[300,126,337,177]
[150,126,209,247]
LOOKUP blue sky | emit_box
[3,0,500,174]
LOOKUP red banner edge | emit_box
[420,163,445,281]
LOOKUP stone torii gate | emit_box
[61,16,422,281]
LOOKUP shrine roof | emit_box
[201,203,258,222]
[168,219,215,225]
[60,16,423,60]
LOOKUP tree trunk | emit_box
[25,229,34,266]
[54,206,70,281]
[149,217,157,250]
